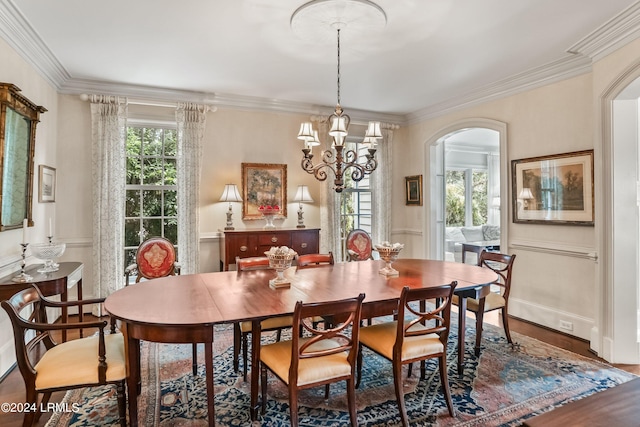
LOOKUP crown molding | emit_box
[567,1,640,61]
[3,0,640,127]
[405,54,593,125]
[0,0,69,88]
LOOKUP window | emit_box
[339,139,373,261]
[445,169,487,227]
[124,126,178,267]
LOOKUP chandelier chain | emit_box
[336,28,341,106]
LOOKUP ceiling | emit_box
[2,0,639,122]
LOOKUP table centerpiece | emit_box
[265,246,297,288]
[374,241,404,276]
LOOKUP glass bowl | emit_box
[31,242,66,273]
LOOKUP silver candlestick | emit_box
[12,243,33,283]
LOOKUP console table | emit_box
[461,240,500,264]
[222,228,320,270]
[0,261,83,341]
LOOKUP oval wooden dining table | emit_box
[104,258,497,426]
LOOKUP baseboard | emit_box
[509,297,594,341]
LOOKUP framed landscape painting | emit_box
[511,150,594,225]
[242,163,287,219]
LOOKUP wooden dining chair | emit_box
[260,293,365,427]
[234,256,294,381]
[453,251,516,355]
[345,229,373,261]
[124,236,199,375]
[357,283,457,426]
[296,252,334,268]
[2,285,127,427]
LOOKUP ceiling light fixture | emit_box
[292,0,386,193]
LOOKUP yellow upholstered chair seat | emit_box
[35,333,126,390]
[261,337,351,386]
[359,321,443,362]
[240,315,294,333]
[453,291,505,313]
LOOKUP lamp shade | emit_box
[219,184,242,202]
[297,122,314,141]
[293,185,314,203]
[365,121,382,139]
[518,188,534,200]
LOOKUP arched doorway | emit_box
[425,119,508,261]
[598,64,640,363]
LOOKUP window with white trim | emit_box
[124,125,178,267]
[339,138,373,261]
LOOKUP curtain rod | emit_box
[79,94,216,112]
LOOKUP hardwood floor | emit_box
[0,313,637,426]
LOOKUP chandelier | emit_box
[293,0,385,193]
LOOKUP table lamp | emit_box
[219,184,242,230]
[293,185,314,228]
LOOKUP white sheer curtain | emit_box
[90,95,127,308]
[371,125,394,245]
[175,103,207,274]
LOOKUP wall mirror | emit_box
[0,83,46,231]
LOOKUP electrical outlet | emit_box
[560,320,573,331]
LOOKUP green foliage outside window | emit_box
[445,170,488,227]
[124,127,178,267]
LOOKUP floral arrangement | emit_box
[258,205,281,214]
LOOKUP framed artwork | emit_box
[242,163,287,219]
[38,165,56,203]
[511,150,594,225]
[405,175,423,206]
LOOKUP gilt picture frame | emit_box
[242,163,287,220]
[511,150,594,225]
[38,165,56,203]
[405,175,423,206]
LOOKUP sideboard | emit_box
[222,228,320,270]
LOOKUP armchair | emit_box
[1,285,127,427]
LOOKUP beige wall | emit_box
[0,38,59,375]
[3,31,640,367]
[55,99,326,276]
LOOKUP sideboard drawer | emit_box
[291,230,320,255]
[258,232,291,247]
[223,228,320,270]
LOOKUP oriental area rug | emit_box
[46,321,636,427]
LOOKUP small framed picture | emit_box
[38,165,56,203]
[405,175,423,206]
